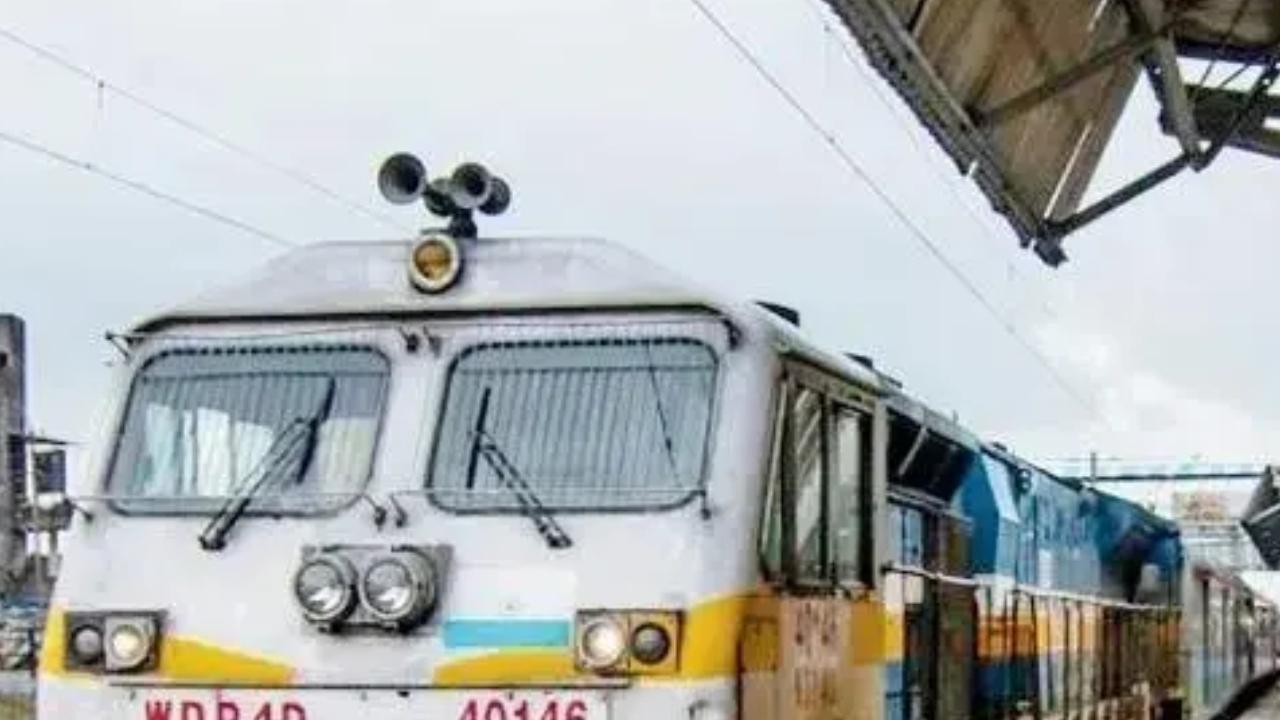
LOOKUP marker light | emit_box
[103,616,158,672]
[65,611,163,673]
[68,625,104,665]
[630,622,672,665]
[576,615,628,671]
[294,554,357,626]
[575,610,681,675]
[408,233,462,294]
[358,550,437,629]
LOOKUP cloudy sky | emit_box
[1,0,1277,466]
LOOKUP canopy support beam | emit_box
[1039,58,1279,254]
[977,29,1161,129]
[1123,0,1204,161]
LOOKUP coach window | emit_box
[830,405,872,585]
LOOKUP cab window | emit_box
[760,374,873,587]
[792,387,826,580]
[830,405,873,585]
[108,345,389,514]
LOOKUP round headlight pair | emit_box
[294,551,437,630]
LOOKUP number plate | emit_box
[455,692,605,720]
[127,689,608,720]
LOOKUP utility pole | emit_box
[0,316,26,597]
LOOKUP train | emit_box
[35,155,1278,719]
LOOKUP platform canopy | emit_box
[1243,467,1280,569]
[824,0,1280,265]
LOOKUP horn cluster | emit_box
[376,153,510,237]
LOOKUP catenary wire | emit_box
[683,0,1100,419]
[799,0,1061,323]
[0,127,295,249]
[0,23,409,233]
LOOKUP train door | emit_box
[935,516,974,720]
[750,367,883,720]
[884,502,933,720]
[883,496,974,720]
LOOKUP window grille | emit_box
[428,337,717,511]
[109,344,389,513]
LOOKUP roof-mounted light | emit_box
[408,232,462,294]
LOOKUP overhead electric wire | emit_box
[0,24,408,233]
[0,127,295,249]
[683,0,1100,419]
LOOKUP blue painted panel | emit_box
[959,452,1022,576]
[884,660,906,720]
[443,619,571,649]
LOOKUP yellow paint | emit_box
[849,598,886,665]
[680,594,753,678]
[39,607,294,686]
[37,608,73,680]
[159,637,294,685]
[881,607,904,662]
[433,650,579,686]
[739,594,781,673]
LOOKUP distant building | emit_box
[0,315,67,602]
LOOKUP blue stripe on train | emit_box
[442,619,571,649]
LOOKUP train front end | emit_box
[37,234,773,720]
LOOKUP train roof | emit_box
[129,236,886,389]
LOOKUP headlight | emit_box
[576,615,627,671]
[408,232,462,293]
[358,550,437,628]
[293,554,357,625]
[103,616,159,672]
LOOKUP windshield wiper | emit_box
[198,379,336,551]
[643,344,678,474]
[466,387,572,550]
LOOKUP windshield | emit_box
[428,337,718,511]
[108,344,389,513]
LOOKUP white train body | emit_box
[38,237,884,720]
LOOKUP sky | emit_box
[1,0,1279,468]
